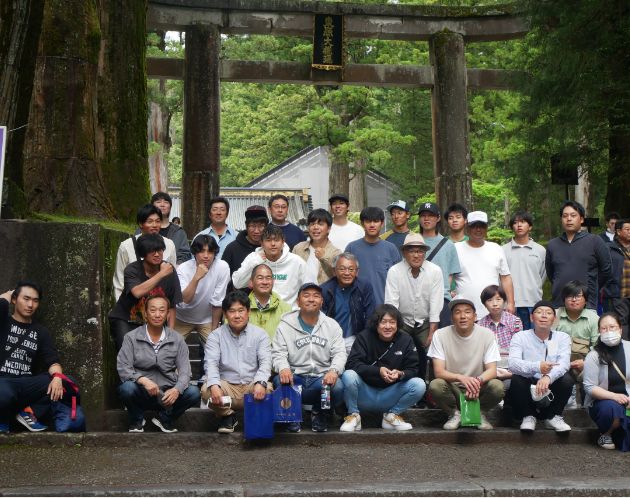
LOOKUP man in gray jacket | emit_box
[117,294,201,433]
[272,282,347,432]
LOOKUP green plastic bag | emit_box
[458,391,481,427]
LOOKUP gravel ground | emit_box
[0,440,620,489]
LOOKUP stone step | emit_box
[1,426,599,449]
[104,406,596,433]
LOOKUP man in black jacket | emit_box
[222,205,268,277]
[603,219,630,338]
[339,304,425,432]
[151,192,192,265]
[545,200,612,309]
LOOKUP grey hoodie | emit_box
[272,310,347,377]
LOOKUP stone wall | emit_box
[0,220,127,429]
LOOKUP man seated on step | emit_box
[202,291,272,434]
[117,293,201,433]
[0,283,65,434]
[427,298,504,431]
[507,300,574,433]
[272,282,347,433]
[340,304,425,433]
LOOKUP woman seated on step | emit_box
[583,312,630,451]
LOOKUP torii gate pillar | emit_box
[429,30,473,214]
[182,25,220,236]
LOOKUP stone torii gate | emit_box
[147,0,527,235]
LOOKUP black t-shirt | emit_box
[0,298,60,377]
[108,260,182,323]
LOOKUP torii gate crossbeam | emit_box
[146,0,528,235]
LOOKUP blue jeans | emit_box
[118,380,200,425]
[272,373,344,411]
[342,369,426,415]
[516,307,532,331]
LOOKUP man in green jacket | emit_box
[248,263,291,341]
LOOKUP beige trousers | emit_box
[201,380,273,417]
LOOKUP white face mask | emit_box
[601,332,622,347]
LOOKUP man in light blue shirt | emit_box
[202,291,271,433]
[508,300,574,433]
[195,196,236,259]
[418,202,461,327]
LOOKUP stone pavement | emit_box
[1,406,626,496]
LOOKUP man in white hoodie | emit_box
[232,225,306,307]
[272,282,347,432]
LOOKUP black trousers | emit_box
[0,374,51,425]
[507,372,574,420]
[402,322,429,380]
[109,318,138,352]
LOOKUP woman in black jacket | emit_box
[339,304,426,432]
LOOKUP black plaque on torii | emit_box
[312,14,344,70]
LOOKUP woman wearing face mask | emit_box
[583,312,630,450]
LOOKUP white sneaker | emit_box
[382,412,412,431]
[443,410,461,430]
[340,413,362,432]
[520,415,537,432]
[477,414,493,430]
[544,415,571,432]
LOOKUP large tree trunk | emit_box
[0,0,44,217]
[349,157,367,211]
[18,0,148,221]
[148,100,170,193]
[22,0,113,216]
[97,0,150,221]
[328,148,349,201]
[606,110,630,216]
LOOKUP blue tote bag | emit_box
[272,384,302,423]
[244,393,274,440]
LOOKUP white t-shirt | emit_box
[175,258,230,324]
[454,241,511,319]
[329,221,364,251]
[304,249,321,284]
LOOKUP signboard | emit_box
[312,14,344,70]
[0,126,6,219]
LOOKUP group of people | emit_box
[2,191,630,452]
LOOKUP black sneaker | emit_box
[285,422,302,433]
[128,419,146,433]
[218,414,238,434]
[311,411,328,432]
[151,417,178,433]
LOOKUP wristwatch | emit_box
[255,381,268,388]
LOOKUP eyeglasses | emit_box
[566,295,584,301]
[337,267,357,273]
[600,326,621,333]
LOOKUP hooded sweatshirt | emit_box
[272,310,347,377]
[232,244,306,306]
[346,327,420,388]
